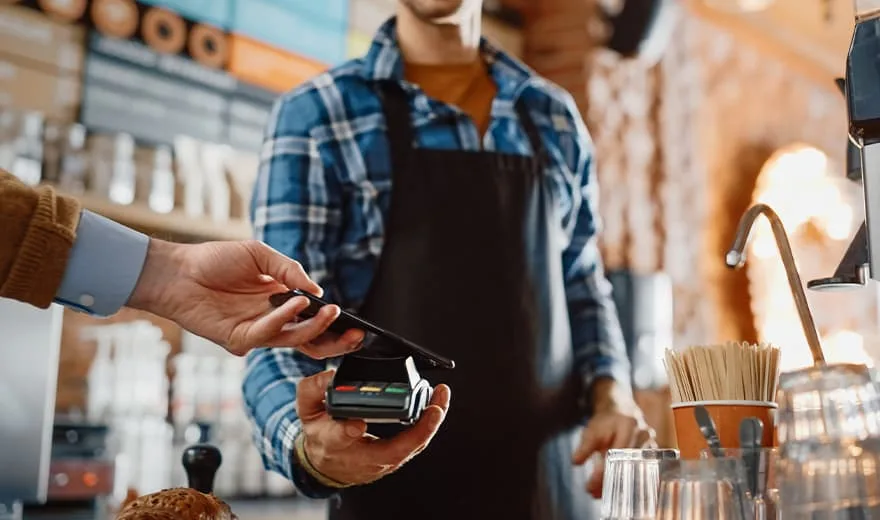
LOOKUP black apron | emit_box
[328,81,599,520]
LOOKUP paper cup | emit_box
[671,400,778,459]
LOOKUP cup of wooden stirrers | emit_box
[664,341,782,459]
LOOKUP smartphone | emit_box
[269,289,455,370]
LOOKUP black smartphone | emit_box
[269,289,455,370]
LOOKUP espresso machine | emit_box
[0,300,116,520]
[809,0,880,292]
[0,299,64,520]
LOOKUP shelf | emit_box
[69,191,253,242]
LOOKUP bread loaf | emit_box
[116,487,236,520]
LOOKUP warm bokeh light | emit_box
[748,144,871,372]
[824,330,874,368]
[704,0,778,12]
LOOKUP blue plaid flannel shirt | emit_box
[243,17,631,499]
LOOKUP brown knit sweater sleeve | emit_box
[0,169,82,308]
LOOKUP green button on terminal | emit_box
[384,387,409,394]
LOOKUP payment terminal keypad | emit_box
[325,358,433,425]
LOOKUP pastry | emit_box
[116,487,237,520]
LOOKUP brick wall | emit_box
[520,0,868,447]
[522,0,859,349]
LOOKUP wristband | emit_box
[294,433,352,489]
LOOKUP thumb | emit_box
[587,463,605,499]
[572,427,599,465]
[234,296,311,353]
[373,384,451,462]
[297,370,368,452]
[250,241,323,296]
[296,369,336,421]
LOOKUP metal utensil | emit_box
[694,405,724,458]
[739,417,763,496]
[695,406,750,518]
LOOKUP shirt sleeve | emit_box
[54,210,150,317]
[242,92,344,498]
[557,95,633,394]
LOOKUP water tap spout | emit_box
[726,203,826,366]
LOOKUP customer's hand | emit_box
[127,239,365,357]
[297,370,451,486]
[572,379,656,498]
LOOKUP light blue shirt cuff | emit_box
[54,210,150,317]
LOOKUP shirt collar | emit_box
[361,16,536,102]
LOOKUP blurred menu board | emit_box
[81,32,232,146]
[76,0,335,151]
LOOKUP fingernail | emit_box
[345,424,362,438]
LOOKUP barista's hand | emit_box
[297,370,451,487]
[572,379,656,498]
[127,239,365,357]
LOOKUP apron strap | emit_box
[376,80,549,166]
[375,81,414,172]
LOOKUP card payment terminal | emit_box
[325,355,433,425]
[269,290,454,425]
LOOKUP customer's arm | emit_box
[1,167,179,316]
[0,168,117,310]
[0,168,357,357]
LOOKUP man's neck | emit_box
[395,6,481,65]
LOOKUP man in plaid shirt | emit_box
[244,1,653,518]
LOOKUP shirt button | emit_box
[79,294,95,307]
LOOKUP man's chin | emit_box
[403,0,473,23]
[424,8,463,20]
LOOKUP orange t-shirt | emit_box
[404,59,498,138]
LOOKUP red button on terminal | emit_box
[335,386,357,391]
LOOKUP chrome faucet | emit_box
[726,204,826,366]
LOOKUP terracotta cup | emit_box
[671,400,778,459]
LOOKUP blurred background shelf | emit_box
[69,190,252,242]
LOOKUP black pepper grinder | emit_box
[182,444,222,494]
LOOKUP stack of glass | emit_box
[773,363,880,518]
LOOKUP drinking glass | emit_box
[701,448,780,520]
[599,448,680,520]
[777,438,880,519]
[0,502,22,520]
[656,458,752,520]
[776,363,880,445]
